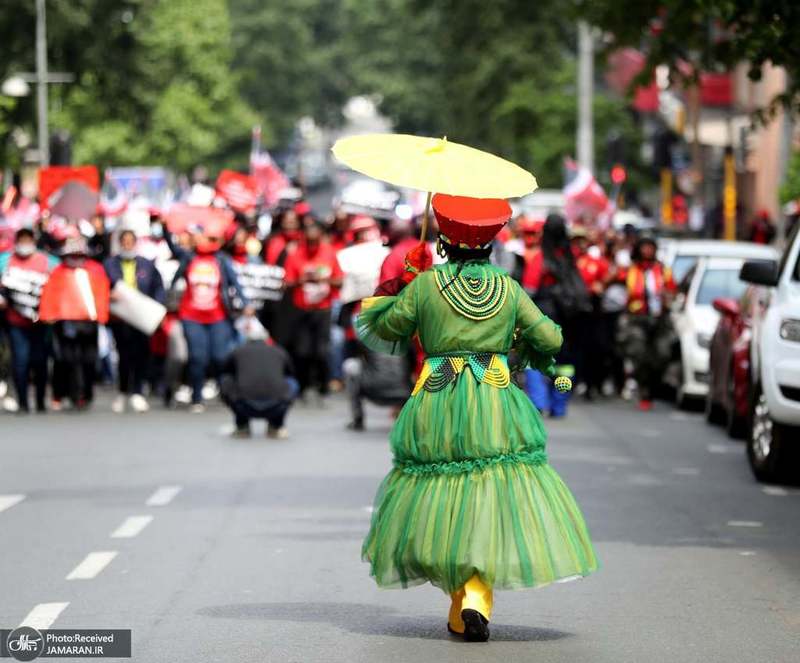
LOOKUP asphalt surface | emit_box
[1,391,799,663]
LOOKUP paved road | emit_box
[1,393,798,662]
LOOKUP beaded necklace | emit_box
[434,262,508,320]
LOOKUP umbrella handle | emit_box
[419,191,432,244]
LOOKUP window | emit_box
[779,221,799,281]
[695,268,748,306]
[671,255,698,284]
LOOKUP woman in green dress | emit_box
[357,194,597,642]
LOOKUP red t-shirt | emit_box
[178,255,226,324]
[3,252,52,327]
[577,253,610,291]
[283,242,343,310]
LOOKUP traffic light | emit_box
[611,164,627,185]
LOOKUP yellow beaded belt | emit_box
[412,352,510,395]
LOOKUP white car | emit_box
[659,239,777,285]
[670,246,778,408]
[740,224,800,483]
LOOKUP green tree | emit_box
[577,0,800,119]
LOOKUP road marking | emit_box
[111,515,153,539]
[66,551,118,580]
[0,494,25,513]
[146,485,182,506]
[362,506,374,513]
[739,551,757,556]
[639,428,661,437]
[20,602,69,629]
[762,486,789,497]
[672,467,701,476]
[707,443,737,454]
[727,520,763,528]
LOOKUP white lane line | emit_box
[146,485,182,506]
[762,486,789,497]
[739,551,757,556]
[0,494,25,513]
[66,551,118,580]
[727,520,763,528]
[362,506,374,513]
[20,602,69,629]
[111,515,153,539]
[672,467,701,476]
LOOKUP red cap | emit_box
[432,194,511,248]
[294,201,312,216]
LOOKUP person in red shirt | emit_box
[163,223,252,411]
[517,216,544,291]
[283,221,343,400]
[379,215,432,283]
[263,209,302,266]
[39,235,110,410]
[0,228,57,412]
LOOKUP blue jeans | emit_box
[7,324,49,410]
[226,377,300,429]
[181,319,234,404]
[524,368,571,418]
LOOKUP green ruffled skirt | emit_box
[363,371,598,594]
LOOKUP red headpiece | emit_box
[432,194,511,249]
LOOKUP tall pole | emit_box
[577,21,594,173]
[36,0,49,166]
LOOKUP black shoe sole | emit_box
[461,609,490,642]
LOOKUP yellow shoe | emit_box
[447,574,493,642]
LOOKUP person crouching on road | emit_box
[220,317,298,439]
[104,229,166,413]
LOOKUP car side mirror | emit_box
[739,259,779,287]
[712,297,739,317]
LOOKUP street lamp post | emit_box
[36,0,49,166]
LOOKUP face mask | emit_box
[15,244,35,257]
[195,239,221,255]
[587,245,601,259]
[120,250,137,260]
[283,229,302,242]
[150,223,163,238]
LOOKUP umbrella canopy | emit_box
[49,181,100,221]
[164,204,233,237]
[331,134,537,199]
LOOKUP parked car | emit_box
[739,224,800,483]
[705,286,762,438]
[669,246,777,408]
[659,239,777,286]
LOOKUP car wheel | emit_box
[747,385,800,484]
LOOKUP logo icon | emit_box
[6,627,44,662]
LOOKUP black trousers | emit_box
[292,308,331,395]
[110,322,150,396]
[52,322,98,405]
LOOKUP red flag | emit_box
[38,166,99,211]
[215,170,259,213]
[563,159,612,226]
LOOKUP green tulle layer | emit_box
[362,461,598,593]
[363,375,597,594]
[356,296,411,356]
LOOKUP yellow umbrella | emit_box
[331,133,537,239]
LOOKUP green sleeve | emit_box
[355,277,418,355]
[513,280,563,374]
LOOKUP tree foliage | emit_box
[1,0,256,171]
[577,0,800,119]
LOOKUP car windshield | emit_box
[695,268,748,306]
[672,255,698,283]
